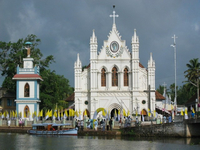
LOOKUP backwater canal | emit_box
[0,133,200,150]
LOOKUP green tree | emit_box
[156,85,165,95]
[177,84,192,105]
[40,69,73,110]
[184,58,200,99]
[0,34,54,93]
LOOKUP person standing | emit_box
[80,120,84,131]
[8,119,11,128]
[106,119,109,131]
[94,120,98,131]
[78,120,81,131]
[102,119,105,131]
[109,118,113,131]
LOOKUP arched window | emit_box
[101,68,106,86]
[24,83,30,97]
[24,105,29,118]
[124,68,129,86]
[112,67,118,86]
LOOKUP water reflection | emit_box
[0,133,200,150]
[78,135,200,146]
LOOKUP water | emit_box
[0,133,200,150]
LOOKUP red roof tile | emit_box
[12,74,43,81]
[65,93,74,102]
[155,91,165,100]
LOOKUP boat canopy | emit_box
[32,123,71,127]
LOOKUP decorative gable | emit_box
[98,25,131,60]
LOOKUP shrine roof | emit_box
[12,74,43,81]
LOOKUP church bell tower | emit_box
[13,42,43,120]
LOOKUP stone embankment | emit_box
[0,127,31,133]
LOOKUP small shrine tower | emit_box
[13,42,43,120]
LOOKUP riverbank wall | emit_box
[121,121,200,137]
[0,127,30,133]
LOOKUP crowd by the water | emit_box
[75,116,134,131]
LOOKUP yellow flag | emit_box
[148,109,151,117]
[123,109,126,117]
[127,110,130,116]
[185,108,188,115]
[118,109,120,115]
[192,108,195,113]
[49,110,52,117]
[181,109,183,116]
[72,109,75,116]
[54,110,57,117]
[136,110,138,117]
[153,110,156,117]
[40,110,43,117]
[84,110,87,116]
[75,110,78,117]
[69,109,71,117]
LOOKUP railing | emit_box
[19,68,35,72]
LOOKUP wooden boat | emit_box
[27,123,78,135]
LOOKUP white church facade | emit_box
[74,9,156,119]
[13,42,43,120]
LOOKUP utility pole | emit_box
[171,35,178,114]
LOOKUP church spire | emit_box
[132,29,139,43]
[90,29,97,44]
[148,53,155,67]
[75,53,82,68]
[110,5,119,30]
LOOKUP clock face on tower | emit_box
[110,41,119,53]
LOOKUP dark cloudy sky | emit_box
[0,0,200,89]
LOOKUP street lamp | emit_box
[171,35,177,115]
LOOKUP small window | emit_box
[85,101,88,105]
[112,67,118,86]
[124,68,129,86]
[142,100,146,104]
[101,68,106,86]
[24,83,30,97]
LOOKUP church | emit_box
[74,8,157,120]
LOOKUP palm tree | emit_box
[184,58,200,109]
[184,58,200,83]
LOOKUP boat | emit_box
[27,123,78,135]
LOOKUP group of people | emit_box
[19,119,24,128]
[119,116,132,128]
[95,118,113,131]
[6,118,25,128]
[75,119,84,131]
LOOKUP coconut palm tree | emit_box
[184,58,200,108]
[184,58,200,83]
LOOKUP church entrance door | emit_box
[111,108,119,121]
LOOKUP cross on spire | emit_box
[172,34,178,45]
[110,5,119,25]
